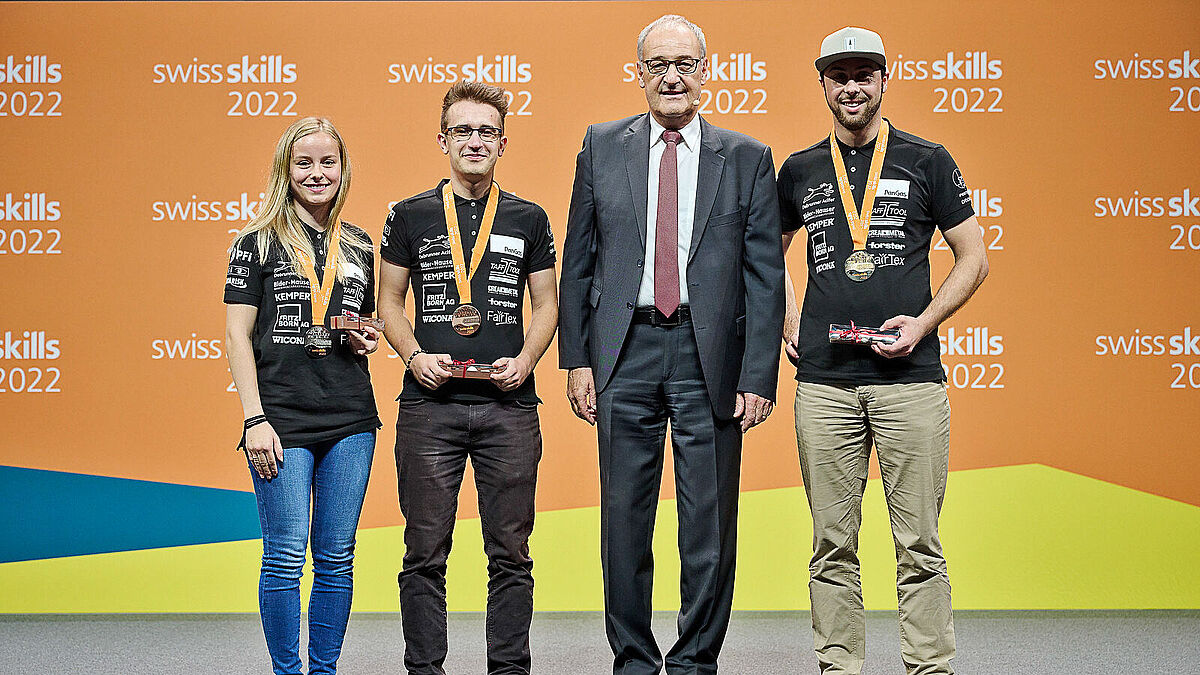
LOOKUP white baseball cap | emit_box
[815,27,887,73]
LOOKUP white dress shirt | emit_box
[637,114,701,308]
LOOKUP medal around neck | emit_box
[304,325,333,358]
[441,180,499,337]
[830,120,890,283]
[294,220,343,359]
[451,304,482,336]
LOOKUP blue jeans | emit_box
[249,431,375,675]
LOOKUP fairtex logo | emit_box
[0,331,61,360]
[151,192,266,222]
[152,56,297,84]
[889,51,1003,81]
[621,53,767,83]
[939,326,1004,356]
[0,55,62,84]
[0,193,61,222]
[387,55,532,84]
[1093,50,1200,79]
[1092,189,1200,218]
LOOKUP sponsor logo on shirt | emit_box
[878,179,910,199]
[419,235,451,257]
[487,310,519,326]
[804,182,834,204]
[274,304,303,334]
[490,233,525,258]
[489,259,521,285]
[811,231,830,262]
[423,283,448,312]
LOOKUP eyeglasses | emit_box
[443,125,503,142]
[641,58,703,76]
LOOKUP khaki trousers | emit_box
[795,381,955,675]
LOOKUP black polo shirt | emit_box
[223,223,381,447]
[777,121,974,385]
[380,180,555,403]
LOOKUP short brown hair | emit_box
[441,80,509,131]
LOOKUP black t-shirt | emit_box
[777,122,974,385]
[380,180,556,403]
[224,223,381,447]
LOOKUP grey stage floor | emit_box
[1,610,1197,674]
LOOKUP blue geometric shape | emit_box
[0,466,261,563]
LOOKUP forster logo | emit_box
[150,334,224,360]
[1093,189,1200,218]
[939,326,1004,357]
[889,51,1003,80]
[151,192,266,222]
[0,55,62,84]
[152,56,297,85]
[0,193,61,222]
[622,53,767,83]
[0,331,61,360]
[1093,50,1200,80]
[388,55,532,84]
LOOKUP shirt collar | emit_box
[649,113,701,150]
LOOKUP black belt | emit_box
[632,305,691,327]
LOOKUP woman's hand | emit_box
[245,422,284,480]
[347,326,379,355]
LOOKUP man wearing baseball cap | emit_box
[777,27,988,674]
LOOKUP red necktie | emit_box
[655,130,682,317]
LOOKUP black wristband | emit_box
[244,415,268,430]
[405,349,426,368]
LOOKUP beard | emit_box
[829,92,882,131]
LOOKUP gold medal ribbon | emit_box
[829,119,890,251]
[442,181,499,306]
[294,219,342,328]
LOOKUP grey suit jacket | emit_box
[558,113,785,418]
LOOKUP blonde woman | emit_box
[225,117,380,675]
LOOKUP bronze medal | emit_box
[304,325,333,359]
[451,304,482,336]
[844,250,876,282]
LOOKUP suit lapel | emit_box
[690,117,725,262]
[622,114,651,250]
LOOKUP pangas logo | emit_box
[939,326,1004,356]
[151,192,266,222]
[889,51,1003,81]
[622,53,767,83]
[388,55,532,84]
[0,193,61,222]
[1095,328,1200,356]
[1093,50,1200,79]
[0,55,62,84]
[1093,189,1200,218]
[151,334,224,360]
[152,56,297,84]
[0,331,61,360]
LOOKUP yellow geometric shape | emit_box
[1,465,1197,612]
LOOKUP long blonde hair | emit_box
[232,117,372,281]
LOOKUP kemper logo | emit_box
[387,55,533,84]
[621,53,767,83]
[152,56,298,85]
[889,51,1004,80]
[1093,189,1200,218]
[0,193,61,222]
[0,331,61,360]
[151,192,266,222]
[0,55,62,84]
[939,326,1004,356]
[1093,50,1200,80]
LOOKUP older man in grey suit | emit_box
[558,14,785,674]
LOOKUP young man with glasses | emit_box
[377,80,558,675]
[777,27,988,675]
[559,13,784,674]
